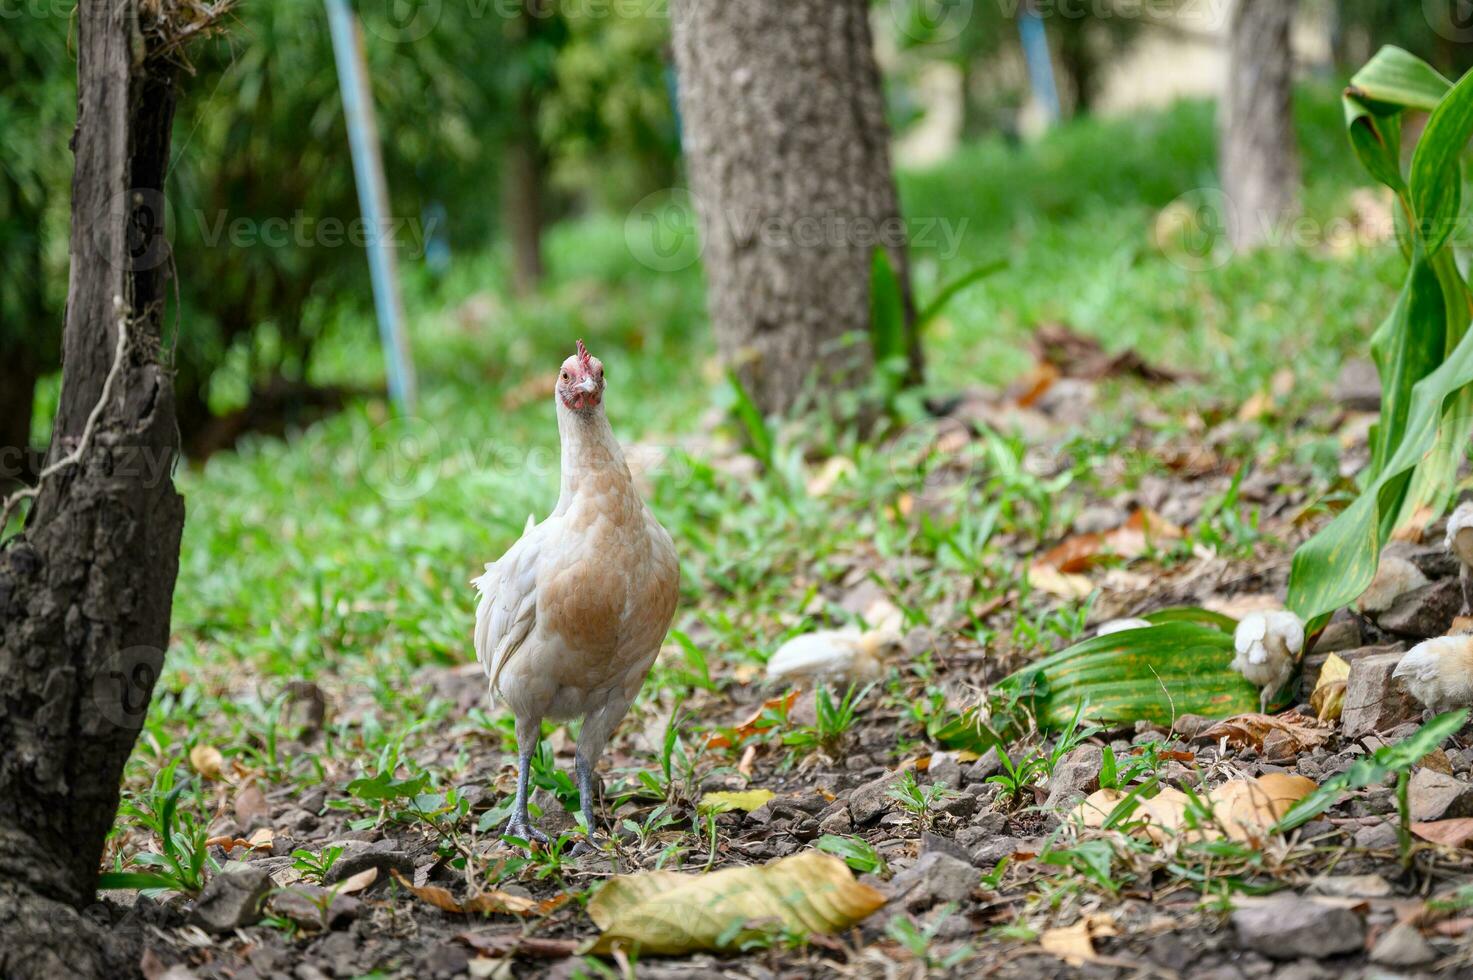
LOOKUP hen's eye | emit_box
[560,371,568,380]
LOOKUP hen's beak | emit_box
[577,377,598,394]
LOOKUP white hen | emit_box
[473,341,679,845]
[1393,634,1473,714]
[1231,610,1304,712]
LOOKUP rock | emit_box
[1369,922,1436,967]
[1308,874,1392,898]
[921,832,973,865]
[269,885,360,930]
[1409,768,1473,821]
[818,801,852,835]
[1342,651,1423,737]
[926,753,962,790]
[887,852,976,909]
[233,784,270,832]
[279,808,318,834]
[1354,822,1399,850]
[963,748,1002,784]
[416,943,470,979]
[1376,579,1464,638]
[1230,897,1365,959]
[1171,714,1216,739]
[323,843,414,888]
[1311,617,1362,656]
[1043,745,1102,811]
[969,835,1024,867]
[848,771,902,825]
[190,868,271,933]
[1336,359,1381,411]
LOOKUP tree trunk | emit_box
[670,0,919,417]
[0,346,39,490]
[1221,0,1299,252]
[502,104,546,296]
[0,2,188,976]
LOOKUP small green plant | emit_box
[99,763,213,895]
[291,845,344,883]
[1041,839,1120,892]
[782,682,872,758]
[885,904,976,971]
[816,834,888,876]
[885,770,959,832]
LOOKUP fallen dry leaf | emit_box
[189,744,224,781]
[234,783,268,830]
[707,691,799,749]
[699,789,775,813]
[1039,915,1118,966]
[1312,654,1350,722]
[336,867,378,893]
[1411,818,1473,848]
[1196,711,1331,755]
[392,870,566,917]
[1027,564,1095,600]
[1072,773,1316,846]
[246,827,274,851]
[1036,508,1183,574]
[457,928,578,959]
[586,851,885,955]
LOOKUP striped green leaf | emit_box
[1410,65,1473,254]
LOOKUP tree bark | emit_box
[502,103,546,296]
[1221,0,1299,252]
[670,0,918,417]
[0,346,39,489]
[0,2,188,976]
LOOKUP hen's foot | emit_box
[569,833,608,857]
[503,820,550,850]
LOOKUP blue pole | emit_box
[1018,8,1061,127]
[325,0,417,411]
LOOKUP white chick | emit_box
[765,629,900,685]
[1392,634,1473,714]
[1232,610,1305,712]
[1096,617,1154,636]
[1446,502,1473,614]
[1356,556,1428,615]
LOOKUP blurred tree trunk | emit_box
[0,346,38,488]
[502,96,546,296]
[1055,18,1097,117]
[670,0,918,416]
[1221,0,1299,251]
[0,1,189,975]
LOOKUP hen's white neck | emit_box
[555,401,632,506]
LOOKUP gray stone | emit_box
[269,885,360,930]
[1311,617,1363,656]
[1376,578,1464,638]
[323,843,414,888]
[925,753,962,790]
[818,801,852,835]
[887,851,976,909]
[938,791,977,818]
[191,868,271,933]
[1354,822,1399,850]
[1230,897,1364,959]
[969,835,1025,867]
[1408,768,1473,821]
[1043,745,1102,811]
[921,832,973,865]
[1369,922,1436,967]
[1307,874,1392,898]
[963,748,1002,784]
[1342,651,1423,738]
[848,771,902,825]
[1336,358,1381,411]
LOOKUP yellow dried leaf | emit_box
[1312,654,1350,722]
[1072,789,1126,829]
[1207,773,1317,842]
[391,870,565,917]
[1040,915,1118,966]
[246,827,274,851]
[189,744,224,780]
[336,867,378,893]
[586,851,885,955]
[699,789,775,813]
[1028,564,1094,600]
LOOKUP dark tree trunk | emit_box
[0,346,39,489]
[1055,19,1096,117]
[502,102,546,296]
[1221,0,1299,251]
[0,2,189,976]
[670,0,919,417]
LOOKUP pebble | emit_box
[191,868,271,933]
[887,852,977,909]
[1230,897,1365,959]
[1376,579,1464,638]
[1042,745,1102,811]
[1368,922,1436,966]
[848,771,903,825]
[1341,651,1423,737]
[1408,768,1473,821]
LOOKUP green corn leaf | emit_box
[993,622,1267,732]
[870,247,907,366]
[1342,47,1451,194]
[1142,606,1237,632]
[1410,65,1473,254]
[1368,253,1447,479]
[1289,320,1473,623]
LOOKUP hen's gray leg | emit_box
[504,713,548,846]
[571,698,631,851]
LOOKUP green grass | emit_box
[111,85,1405,882]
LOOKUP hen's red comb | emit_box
[576,339,593,370]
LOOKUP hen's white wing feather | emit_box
[473,514,548,702]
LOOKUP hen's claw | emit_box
[503,820,550,850]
